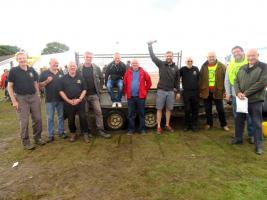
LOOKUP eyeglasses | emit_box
[187,61,193,62]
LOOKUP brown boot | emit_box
[157,127,163,135]
[69,134,76,142]
[223,126,230,132]
[165,126,174,133]
[204,124,211,130]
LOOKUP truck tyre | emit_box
[145,109,157,128]
[104,110,126,131]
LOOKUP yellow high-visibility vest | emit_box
[208,64,218,87]
[228,58,248,86]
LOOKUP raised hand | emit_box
[147,40,157,46]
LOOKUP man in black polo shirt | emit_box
[8,52,46,150]
[39,58,67,142]
[59,61,90,143]
[80,51,111,138]
[180,57,200,132]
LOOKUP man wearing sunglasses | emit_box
[180,58,200,132]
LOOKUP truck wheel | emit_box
[104,110,126,131]
[145,109,157,128]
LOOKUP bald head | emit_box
[207,52,217,65]
[131,59,140,71]
[246,48,259,66]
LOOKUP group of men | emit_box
[178,45,267,155]
[6,43,267,155]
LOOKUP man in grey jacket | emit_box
[80,52,111,139]
[232,49,267,155]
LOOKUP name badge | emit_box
[77,79,81,84]
[29,72,34,78]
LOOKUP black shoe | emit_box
[59,132,68,139]
[24,144,35,150]
[192,126,199,132]
[98,130,111,138]
[84,134,90,143]
[248,137,254,144]
[127,131,133,136]
[256,147,263,155]
[35,139,46,146]
[46,136,54,143]
[230,138,243,145]
[140,130,146,135]
[69,134,76,142]
[183,127,191,132]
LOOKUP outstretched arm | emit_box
[147,42,162,67]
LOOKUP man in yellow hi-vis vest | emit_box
[224,46,254,144]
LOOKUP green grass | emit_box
[1,90,267,200]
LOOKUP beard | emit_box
[166,59,173,64]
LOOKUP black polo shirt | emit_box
[39,70,64,102]
[59,73,87,99]
[82,66,97,95]
[8,66,38,95]
[180,66,200,92]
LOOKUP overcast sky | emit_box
[1,0,267,62]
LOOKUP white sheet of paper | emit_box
[236,97,248,113]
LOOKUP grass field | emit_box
[0,91,267,200]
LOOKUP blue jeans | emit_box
[127,97,145,132]
[46,102,64,137]
[107,79,123,102]
[232,97,254,137]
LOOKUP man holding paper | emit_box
[232,49,267,155]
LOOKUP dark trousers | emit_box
[235,102,263,148]
[64,101,89,134]
[203,92,227,127]
[127,97,145,132]
[183,91,199,128]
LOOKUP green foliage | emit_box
[41,42,70,55]
[0,45,21,56]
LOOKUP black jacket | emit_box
[148,45,180,92]
[79,63,104,96]
[104,61,126,85]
